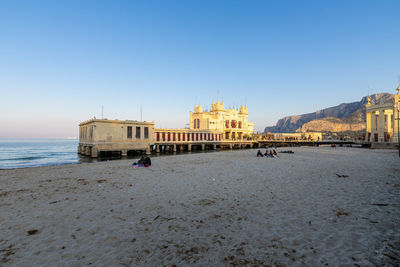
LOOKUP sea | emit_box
[0,139,85,169]
[0,138,221,169]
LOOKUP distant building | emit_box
[189,101,254,140]
[269,132,322,141]
[365,86,400,147]
[79,101,255,157]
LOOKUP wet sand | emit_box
[0,147,399,266]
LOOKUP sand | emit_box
[0,147,399,266]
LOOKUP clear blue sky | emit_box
[1,0,399,137]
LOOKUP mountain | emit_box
[264,93,394,133]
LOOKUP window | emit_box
[144,127,149,139]
[136,127,141,138]
[197,119,200,129]
[127,126,132,139]
[238,121,242,129]
[156,132,160,141]
[225,120,229,128]
[182,133,185,141]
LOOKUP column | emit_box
[156,145,160,153]
[91,147,98,158]
[213,144,217,150]
[173,144,177,152]
[394,105,399,143]
[378,109,385,142]
[387,113,392,132]
[121,149,128,157]
[146,146,151,155]
[365,112,371,142]
[188,144,192,151]
[371,111,376,142]
[85,146,91,156]
[201,144,205,151]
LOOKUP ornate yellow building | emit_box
[189,101,254,140]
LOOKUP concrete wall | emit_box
[79,119,154,157]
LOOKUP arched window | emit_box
[197,119,200,129]
[231,120,237,128]
[225,120,229,128]
[238,121,242,129]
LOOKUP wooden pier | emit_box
[78,135,360,158]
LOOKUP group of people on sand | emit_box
[257,149,278,158]
[132,155,152,167]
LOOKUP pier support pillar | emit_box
[156,145,160,153]
[173,144,177,152]
[146,146,151,155]
[201,144,205,151]
[121,149,128,157]
[188,144,192,152]
[85,146,91,156]
[378,109,385,143]
[91,147,98,158]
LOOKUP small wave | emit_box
[0,156,46,161]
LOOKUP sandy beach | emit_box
[0,147,399,266]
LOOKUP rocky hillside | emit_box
[265,93,394,133]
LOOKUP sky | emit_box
[0,0,399,138]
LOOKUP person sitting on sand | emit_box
[133,155,146,167]
[257,150,264,157]
[273,149,277,156]
[144,156,151,167]
[269,150,275,157]
[264,150,269,157]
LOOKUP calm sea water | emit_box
[0,139,222,169]
[0,139,83,169]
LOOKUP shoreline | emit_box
[0,144,373,170]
